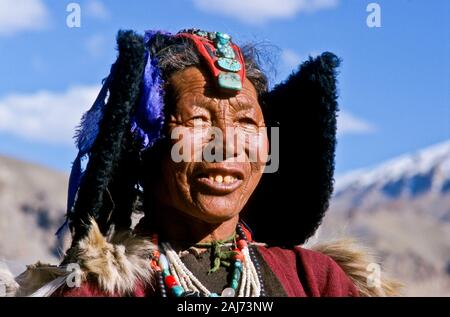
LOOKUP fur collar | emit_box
[310,240,402,296]
[63,220,156,295]
[3,220,400,297]
[6,219,156,297]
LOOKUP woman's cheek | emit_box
[240,129,269,165]
[168,126,202,163]
[258,131,269,166]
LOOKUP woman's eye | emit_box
[188,116,209,126]
[236,117,260,133]
[238,117,258,127]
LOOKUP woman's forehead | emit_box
[169,66,259,105]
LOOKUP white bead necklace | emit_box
[160,241,261,297]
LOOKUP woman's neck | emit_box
[150,205,239,248]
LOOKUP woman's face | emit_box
[152,66,268,224]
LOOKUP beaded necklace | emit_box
[150,223,266,297]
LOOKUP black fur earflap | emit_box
[243,52,341,247]
[69,31,146,243]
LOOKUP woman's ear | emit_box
[243,52,341,247]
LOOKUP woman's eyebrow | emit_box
[234,96,258,110]
[180,94,216,108]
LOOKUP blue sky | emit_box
[0,0,448,175]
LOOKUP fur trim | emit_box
[14,219,156,297]
[310,239,403,296]
[63,219,156,295]
[0,263,20,297]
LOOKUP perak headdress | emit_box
[59,28,341,249]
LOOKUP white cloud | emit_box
[85,0,111,20]
[338,111,376,135]
[0,86,100,145]
[0,0,49,36]
[193,0,339,25]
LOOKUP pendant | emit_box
[221,287,236,297]
[217,57,241,72]
[218,72,242,91]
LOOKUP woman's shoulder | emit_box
[256,244,359,297]
[256,240,401,297]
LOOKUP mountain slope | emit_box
[0,155,67,270]
[320,140,450,296]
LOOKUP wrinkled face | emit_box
[152,66,268,224]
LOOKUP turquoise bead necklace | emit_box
[150,224,263,297]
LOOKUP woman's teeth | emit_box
[208,175,237,184]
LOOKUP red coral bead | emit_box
[150,259,161,271]
[235,253,245,261]
[232,248,244,261]
[237,240,247,250]
[165,275,178,288]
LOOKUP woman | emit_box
[7,29,399,297]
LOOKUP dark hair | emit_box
[149,34,269,96]
[67,29,339,250]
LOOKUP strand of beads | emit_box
[151,249,185,297]
[236,239,260,297]
[217,245,244,297]
[157,271,167,297]
[162,242,211,296]
[236,223,266,296]
[248,246,266,296]
[150,250,167,297]
[150,230,264,297]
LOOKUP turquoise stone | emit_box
[232,271,241,283]
[218,72,242,91]
[231,280,239,290]
[217,57,241,72]
[216,32,231,45]
[217,45,235,59]
[234,261,242,270]
[209,293,219,297]
[172,285,184,297]
[195,30,208,37]
[215,32,235,59]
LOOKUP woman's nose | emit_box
[208,121,240,161]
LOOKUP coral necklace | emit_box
[150,223,265,297]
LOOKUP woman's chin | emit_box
[192,195,242,223]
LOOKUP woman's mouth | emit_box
[207,174,239,184]
[193,168,244,195]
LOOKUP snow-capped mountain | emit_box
[331,140,450,221]
[336,141,450,194]
[320,140,450,296]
